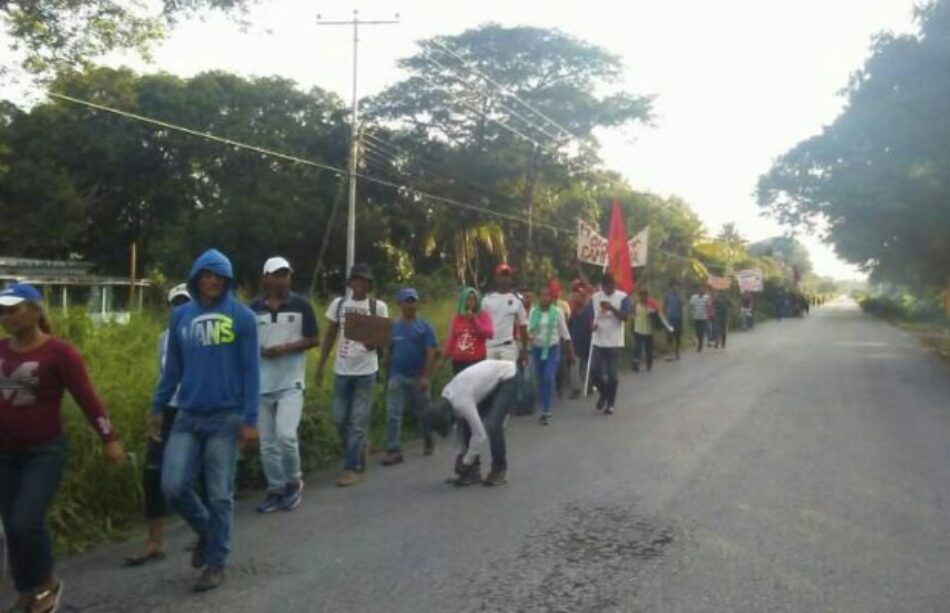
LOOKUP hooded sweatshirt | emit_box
[443,288,494,363]
[152,249,260,426]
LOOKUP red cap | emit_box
[548,279,563,299]
[494,263,515,275]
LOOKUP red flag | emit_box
[606,200,635,294]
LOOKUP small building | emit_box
[0,256,148,325]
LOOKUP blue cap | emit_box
[0,283,43,306]
[396,287,419,304]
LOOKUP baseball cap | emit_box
[494,263,515,275]
[0,283,43,307]
[348,263,374,282]
[262,256,293,275]
[166,283,190,305]
[396,287,419,303]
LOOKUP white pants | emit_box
[486,343,519,362]
[258,387,304,492]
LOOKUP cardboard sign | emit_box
[577,219,649,267]
[736,268,764,293]
[343,312,393,348]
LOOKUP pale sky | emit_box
[13,0,924,279]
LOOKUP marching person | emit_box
[567,279,594,398]
[713,289,732,349]
[316,263,389,488]
[481,264,528,363]
[442,287,493,375]
[383,287,438,466]
[631,288,673,373]
[528,286,574,424]
[154,249,260,593]
[663,281,684,361]
[426,360,518,487]
[125,284,191,567]
[589,273,630,415]
[1,284,125,612]
[689,286,711,353]
[250,257,319,513]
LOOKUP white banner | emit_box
[736,268,764,292]
[576,220,649,267]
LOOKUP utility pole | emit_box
[317,10,399,276]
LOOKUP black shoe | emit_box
[193,567,224,593]
[596,394,606,411]
[190,536,206,570]
[454,465,483,487]
[482,468,507,486]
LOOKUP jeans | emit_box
[258,388,304,493]
[666,319,683,358]
[162,410,242,569]
[693,320,708,352]
[458,378,516,471]
[590,346,621,406]
[331,374,376,471]
[633,333,654,371]
[144,407,177,519]
[0,438,66,592]
[531,345,561,415]
[386,374,433,452]
[717,316,729,348]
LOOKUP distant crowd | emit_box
[1,247,791,608]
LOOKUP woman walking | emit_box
[528,286,574,425]
[124,284,191,567]
[443,287,494,375]
[0,284,125,613]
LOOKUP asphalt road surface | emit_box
[30,299,950,611]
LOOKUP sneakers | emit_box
[455,454,480,476]
[482,469,507,487]
[256,491,283,514]
[279,480,303,511]
[539,414,551,425]
[193,567,225,593]
[604,405,615,415]
[596,394,607,411]
[336,470,360,487]
[381,451,404,466]
[453,464,483,487]
[190,536,206,570]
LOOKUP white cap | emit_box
[167,283,190,305]
[263,256,293,275]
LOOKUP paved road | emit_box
[41,299,950,611]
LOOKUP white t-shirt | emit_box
[591,290,630,348]
[442,359,518,466]
[528,307,571,349]
[326,296,390,376]
[482,292,527,347]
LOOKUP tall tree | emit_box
[757,1,950,288]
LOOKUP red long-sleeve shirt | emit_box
[0,337,115,450]
[443,312,494,363]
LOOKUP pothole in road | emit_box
[467,502,675,613]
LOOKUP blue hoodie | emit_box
[152,249,261,426]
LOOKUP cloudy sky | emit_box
[28,0,926,278]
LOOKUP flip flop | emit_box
[123,550,167,567]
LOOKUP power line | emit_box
[426,38,580,143]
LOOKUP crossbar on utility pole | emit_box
[318,10,399,277]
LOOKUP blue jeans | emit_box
[531,345,561,415]
[332,374,376,471]
[386,374,433,452]
[162,410,242,569]
[0,438,67,592]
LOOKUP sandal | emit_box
[29,580,63,613]
[123,550,167,567]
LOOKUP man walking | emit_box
[589,273,630,415]
[316,264,389,488]
[482,263,528,363]
[663,281,684,361]
[713,289,732,349]
[567,279,594,398]
[154,249,260,593]
[631,288,673,373]
[250,257,318,514]
[383,287,437,466]
[426,360,518,487]
[689,287,711,353]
